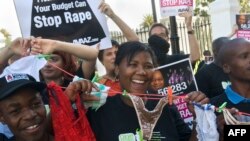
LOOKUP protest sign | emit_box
[154,58,198,128]
[14,0,112,49]
[236,14,250,40]
[160,0,193,17]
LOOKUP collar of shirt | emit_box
[225,85,250,104]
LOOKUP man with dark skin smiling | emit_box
[0,73,51,141]
[0,73,98,141]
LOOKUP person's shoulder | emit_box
[205,63,227,76]
[196,62,218,76]
[210,93,228,107]
[0,134,15,141]
[165,54,189,64]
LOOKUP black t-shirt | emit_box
[195,63,229,98]
[87,95,191,141]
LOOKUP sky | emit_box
[0,0,162,39]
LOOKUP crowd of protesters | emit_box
[0,1,249,141]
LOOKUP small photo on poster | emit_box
[152,58,197,96]
[149,58,198,129]
[236,14,250,40]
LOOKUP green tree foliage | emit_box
[140,14,154,29]
[194,0,215,17]
[0,28,11,45]
[194,0,250,17]
[239,0,250,13]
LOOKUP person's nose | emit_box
[43,62,52,68]
[137,66,146,75]
[22,108,37,120]
[111,53,116,59]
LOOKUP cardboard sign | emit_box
[236,14,250,40]
[154,58,198,129]
[14,0,112,49]
[160,0,193,17]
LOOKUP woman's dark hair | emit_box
[115,41,157,67]
[98,39,120,62]
[149,23,169,37]
[54,51,77,79]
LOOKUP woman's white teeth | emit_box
[132,80,144,84]
[26,125,38,130]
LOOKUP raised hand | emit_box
[98,1,115,18]
[8,37,32,56]
[179,7,193,30]
[30,38,57,55]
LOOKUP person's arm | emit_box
[227,24,238,38]
[179,10,200,63]
[31,38,99,60]
[31,38,99,79]
[0,47,13,72]
[98,1,139,41]
[0,38,30,73]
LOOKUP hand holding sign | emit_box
[98,1,115,18]
[228,24,238,38]
[178,7,192,29]
[31,38,57,54]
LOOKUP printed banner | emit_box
[153,58,198,129]
[236,14,250,40]
[14,0,112,49]
[160,0,193,17]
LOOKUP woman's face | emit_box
[41,54,64,80]
[117,51,154,94]
[102,46,118,73]
[150,70,165,91]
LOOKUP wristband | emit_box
[188,30,194,34]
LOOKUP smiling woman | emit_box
[87,41,208,141]
[114,41,157,94]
